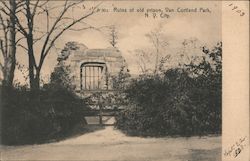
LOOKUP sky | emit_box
[5,1,222,84]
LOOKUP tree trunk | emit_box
[28,54,35,90]
[154,39,159,75]
[2,0,16,87]
[28,66,40,91]
[2,58,14,87]
[26,27,41,91]
[33,69,40,90]
[28,51,41,91]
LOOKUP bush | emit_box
[116,69,221,136]
[1,64,88,145]
[1,85,87,145]
[115,43,222,137]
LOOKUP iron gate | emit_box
[81,90,125,126]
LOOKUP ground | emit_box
[0,117,221,161]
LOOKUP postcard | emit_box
[0,1,249,161]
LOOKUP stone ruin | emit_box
[57,41,129,97]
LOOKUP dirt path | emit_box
[1,126,221,161]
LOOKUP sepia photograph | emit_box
[0,0,248,161]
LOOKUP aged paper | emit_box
[222,1,249,161]
[0,1,249,161]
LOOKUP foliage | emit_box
[1,65,88,145]
[112,65,131,91]
[48,64,75,91]
[107,65,131,107]
[115,42,222,136]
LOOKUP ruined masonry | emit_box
[57,41,128,96]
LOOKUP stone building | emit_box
[57,41,128,96]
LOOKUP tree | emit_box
[1,0,98,90]
[108,25,118,48]
[0,0,18,87]
[134,26,168,75]
[145,27,168,74]
[49,64,75,91]
[158,38,204,73]
[116,42,222,136]
[185,41,222,78]
[134,49,155,74]
[112,65,130,90]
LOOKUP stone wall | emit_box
[57,42,128,94]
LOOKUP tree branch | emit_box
[15,36,26,44]
[1,0,28,37]
[16,0,26,9]
[38,0,86,68]
[0,8,9,16]
[39,0,75,62]
[45,10,95,53]
[17,44,28,51]
[33,33,47,44]
[0,61,4,73]
[0,39,6,59]
[31,0,40,19]
[38,3,99,69]
[0,13,8,56]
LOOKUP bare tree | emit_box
[1,0,98,90]
[134,26,168,74]
[0,0,20,87]
[134,49,154,74]
[145,27,168,74]
[109,25,118,48]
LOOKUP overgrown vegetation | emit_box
[115,42,222,136]
[1,41,222,144]
[1,64,88,145]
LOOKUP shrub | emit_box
[116,69,221,136]
[1,85,87,145]
[115,43,222,136]
[1,65,88,145]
